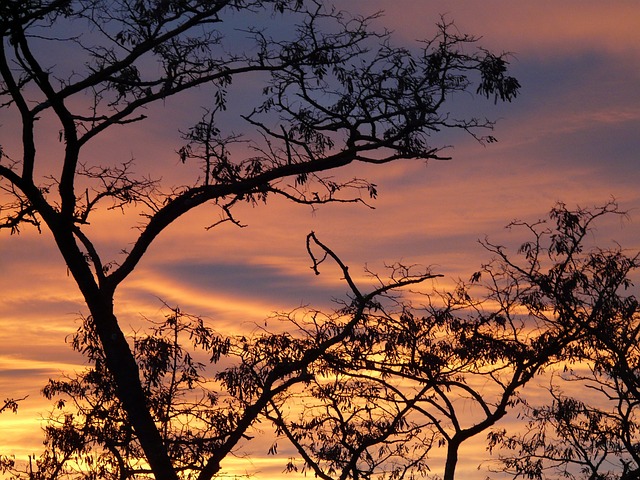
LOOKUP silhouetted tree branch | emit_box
[485,201,640,480]
[258,203,635,480]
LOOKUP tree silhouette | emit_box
[486,204,640,480]
[262,205,633,480]
[0,1,520,478]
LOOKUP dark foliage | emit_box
[486,202,640,480]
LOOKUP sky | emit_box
[1,1,640,478]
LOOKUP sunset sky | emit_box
[1,1,640,478]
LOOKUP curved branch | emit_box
[105,147,359,290]
[0,41,36,181]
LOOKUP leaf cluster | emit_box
[484,202,640,480]
[8,310,234,480]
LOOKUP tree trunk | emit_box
[90,303,179,480]
[47,220,178,479]
[443,440,459,480]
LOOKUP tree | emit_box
[259,206,622,480]
[0,1,520,478]
[257,202,636,480]
[484,202,640,480]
